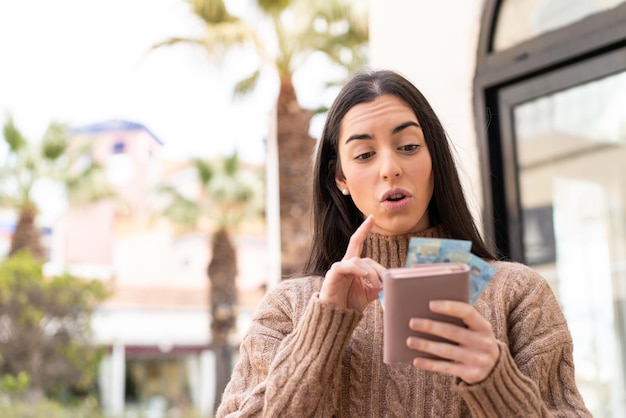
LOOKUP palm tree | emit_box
[0,115,116,260]
[158,152,262,412]
[154,0,368,275]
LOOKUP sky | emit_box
[0,0,334,165]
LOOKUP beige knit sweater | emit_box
[217,228,591,417]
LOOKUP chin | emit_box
[373,223,417,236]
[371,213,429,236]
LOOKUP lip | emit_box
[379,188,413,210]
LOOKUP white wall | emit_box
[369,0,487,230]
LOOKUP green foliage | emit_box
[188,0,234,24]
[157,0,368,97]
[0,358,30,396]
[223,152,239,177]
[0,252,109,402]
[1,116,27,152]
[0,115,118,258]
[233,69,261,98]
[40,122,69,161]
[193,158,214,185]
[257,0,291,15]
[160,152,263,232]
[158,185,203,228]
[0,398,105,418]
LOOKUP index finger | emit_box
[343,215,375,260]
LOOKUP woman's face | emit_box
[335,94,434,235]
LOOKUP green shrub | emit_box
[0,252,109,402]
[0,398,104,418]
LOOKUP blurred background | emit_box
[0,0,625,417]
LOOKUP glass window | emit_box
[513,70,626,417]
[493,0,626,51]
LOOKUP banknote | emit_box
[438,251,497,304]
[406,237,472,266]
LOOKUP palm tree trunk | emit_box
[276,74,316,276]
[9,204,45,260]
[207,228,238,413]
[213,343,232,412]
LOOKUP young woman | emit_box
[216,69,591,417]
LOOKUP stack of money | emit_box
[405,237,497,305]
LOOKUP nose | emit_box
[379,151,402,179]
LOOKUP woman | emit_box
[216,69,591,417]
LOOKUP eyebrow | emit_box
[344,121,421,144]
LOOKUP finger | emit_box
[354,257,383,292]
[408,318,471,345]
[327,259,369,280]
[411,345,497,384]
[343,215,375,260]
[360,258,386,289]
[407,336,462,362]
[428,300,492,332]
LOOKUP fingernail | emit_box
[409,318,423,328]
[430,300,443,310]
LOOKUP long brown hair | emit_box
[304,69,496,275]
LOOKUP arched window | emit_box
[474,2,626,416]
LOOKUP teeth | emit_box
[388,194,404,201]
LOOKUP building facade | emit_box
[369,1,626,416]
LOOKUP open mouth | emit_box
[386,193,406,202]
[380,189,412,209]
[381,189,411,202]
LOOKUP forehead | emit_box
[340,95,417,135]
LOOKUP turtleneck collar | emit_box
[363,225,445,269]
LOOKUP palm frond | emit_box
[200,21,259,58]
[193,159,214,186]
[156,184,204,228]
[152,37,206,50]
[64,163,117,206]
[311,105,330,115]
[295,0,369,71]
[187,0,235,24]
[223,152,239,176]
[257,0,292,16]
[233,69,261,98]
[2,115,27,152]
[41,122,69,161]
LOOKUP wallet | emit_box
[382,262,470,364]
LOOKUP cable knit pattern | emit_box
[216,229,591,417]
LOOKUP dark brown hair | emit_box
[304,69,496,275]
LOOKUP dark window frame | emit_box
[473,1,626,260]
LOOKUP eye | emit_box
[355,151,375,161]
[399,144,421,153]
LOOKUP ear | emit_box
[335,171,346,192]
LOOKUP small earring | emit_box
[342,188,350,196]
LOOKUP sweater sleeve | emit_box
[216,279,362,417]
[454,263,592,417]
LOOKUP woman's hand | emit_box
[319,215,386,312]
[407,300,500,384]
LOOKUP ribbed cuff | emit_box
[263,294,363,416]
[455,341,542,417]
[291,293,363,370]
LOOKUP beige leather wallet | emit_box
[382,263,469,364]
